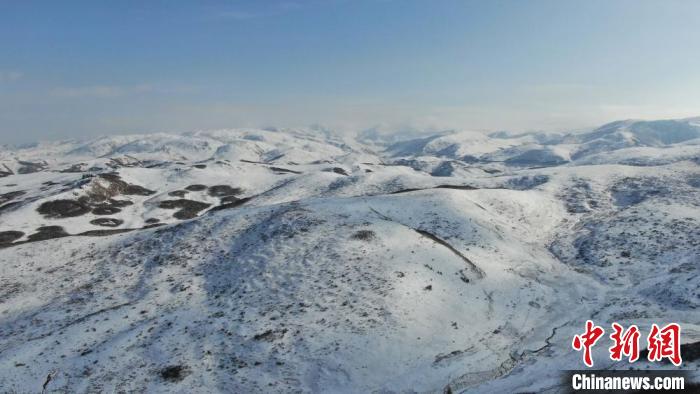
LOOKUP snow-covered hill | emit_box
[1,119,699,392]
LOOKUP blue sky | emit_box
[1,0,699,143]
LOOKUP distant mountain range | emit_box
[1,117,699,392]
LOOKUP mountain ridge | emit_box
[1,117,699,392]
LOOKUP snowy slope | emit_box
[1,119,699,393]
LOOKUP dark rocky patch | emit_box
[269,166,302,174]
[92,206,122,215]
[106,157,142,168]
[389,187,424,195]
[158,199,211,219]
[324,167,349,176]
[60,163,87,173]
[145,218,160,224]
[208,185,243,197]
[0,190,26,204]
[434,143,460,158]
[688,175,700,188]
[239,159,265,164]
[350,230,376,241]
[144,161,170,169]
[0,231,24,244]
[184,184,207,192]
[434,349,465,365]
[390,158,428,172]
[220,195,242,204]
[90,218,124,227]
[456,269,470,284]
[37,199,91,218]
[611,177,668,207]
[0,164,13,178]
[431,161,455,177]
[93,173,155,197]
[0,200,27,215]
[561,179,598,213]
[210,197,251,212]
[17,160,48,174]
[504,149,567,167]
[389,184,478,195]
[252,328,287,342]
[168,190,189,197]
[193,164,207,169]
[143,222,165,229]
[460,155,481,163]
[160,365,189,382]
[39,182,60,193]
[0,281,23,302]
[120,184,154,196]
[506,175,549,190]
[435,184,478,191]
[265,152,286,162]
[78,229,134,237]
[27,226,69,242]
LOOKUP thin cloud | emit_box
[215,2,304,20]
[0,71,23,83]
[50,84,153,98]
[217,10,259,20]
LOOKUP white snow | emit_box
[1,118,699,392]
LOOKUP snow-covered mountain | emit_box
[1,118,699,392]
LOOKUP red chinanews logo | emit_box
[572,320,682,367]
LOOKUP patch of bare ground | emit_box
[0,231,24,244]
[0,164,13,177]
[0,190,26,204]
[207,185,243,197]
[92,173,155,197]
[60,163,88,173]
[90,218,124,227]
[159,365,189,382]
[350,230,376,241]
[209,197,251,212]
[17,160,47,174]
[168,190,188,197]
[36,174,141,219]
[269,166,302,174]
[158,199,211,219]
[91,205,122,215]
[324,167,349,176]
[27,226,69,242]
[184,184,207,192]
[37,199,91,218]
[77,228,134,236]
